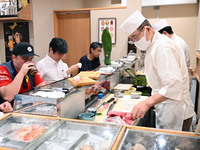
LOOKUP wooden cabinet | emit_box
[0,2,32,21]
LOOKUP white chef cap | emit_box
[152,19,169,31]
[120,10,145,36]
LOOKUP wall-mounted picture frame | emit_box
[3,22,30,62]
[98,18,116,44]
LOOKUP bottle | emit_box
[97,93,104,112]
[97,93,103,104]
[8,36,14,51]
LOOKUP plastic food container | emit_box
[79,112,95,121]
[113,90,124,98]
[87,107,97,115]
[129,91,142,99]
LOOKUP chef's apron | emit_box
[154,100,186,131]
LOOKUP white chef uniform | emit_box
[172,34,190,69]
[36,55,69,83]
[145,31,195,130]
[153,20,192,88]
[172,34,192,88]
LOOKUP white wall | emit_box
[90,0,141,64]
[143,4,198,69]
[84,0,122,8]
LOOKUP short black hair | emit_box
[89,42,102,53]
[49,37,68,54]
[159,26,174,34]
[13,25,23,35]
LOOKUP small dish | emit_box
[129,91,142,99]
[113,89,124,98]
[87,107,97,115]
[79,112,95,121]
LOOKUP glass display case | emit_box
[36,119,122,150]
[118,127,200,150]
[14,56,138,119]
[17,102,57,117]
[0,114,58,150]
[14,79,85,119]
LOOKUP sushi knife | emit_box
[107,101,117,115]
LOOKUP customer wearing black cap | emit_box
[0,43,45,106]
[36,37,79,83]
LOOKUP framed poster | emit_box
[3,22,30,62]
[98,18,116,44]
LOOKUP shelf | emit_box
[0,3,32,21]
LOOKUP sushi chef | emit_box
[120,10,195,131]
[36,37,79,83]
[152,19,192,89]
[0,43,45,106]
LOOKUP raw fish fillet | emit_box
[107,111,135,125]
[14,125,46,142]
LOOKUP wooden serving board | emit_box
[113,84,133,91]
[68,77,99,87]
[77,71,101,80]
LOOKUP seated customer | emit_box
[0,102,13,113]
[36,37,79,83]
[0,43,45,105]
[79,42,102,71]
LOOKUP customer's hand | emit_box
[66,65,79,76]
[0,102,13,113]
[19,61,35,76]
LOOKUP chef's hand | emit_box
[131,100,150,119]
[19,61,35,76]
[0,102,13,113]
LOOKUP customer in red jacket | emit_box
[0,43,45,106]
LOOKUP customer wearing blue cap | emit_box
[0,43,45,106]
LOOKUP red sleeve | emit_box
[0,66,12,87]
[34,71,44,86]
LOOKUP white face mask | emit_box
[134,28,151,51]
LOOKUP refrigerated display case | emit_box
[0,114,59,150]
[117,126,200,150]
[14,79,85,119]
[13,56,138,119]
[36,119,122,150]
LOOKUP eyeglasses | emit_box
[129,28,144,42]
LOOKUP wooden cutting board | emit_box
[113,84,133,91]
[68,77,99,87]
[77,71,101,80]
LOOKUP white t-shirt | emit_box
[36,55,69,83]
